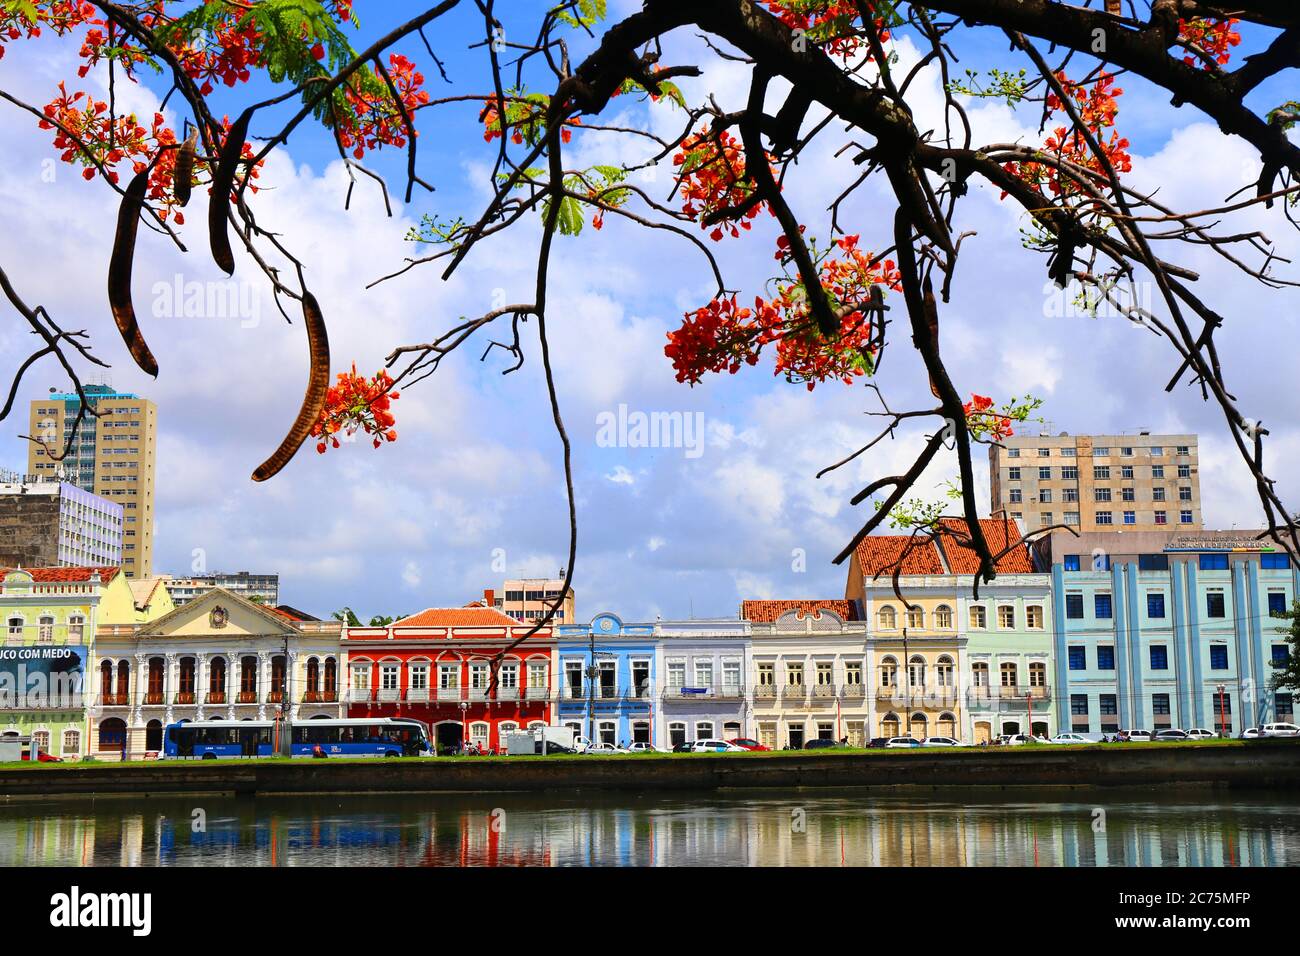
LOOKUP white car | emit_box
[922,736,961,747]
[885,736,921,748]
[1003,734,1040,746]
[1050,732,1093,745]
[1186,728,1216,740]
[1240,727,1261,739]
[1260,722,1300,737]
[1117,729,1154,742]
[1154,729,1190,742]
[625,742,669,753]
[690,739,744,753]
[584,742,628,755]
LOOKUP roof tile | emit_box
[741,599,858,622]
[936,517,1033,573]
[852,536,944,577]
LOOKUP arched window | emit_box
[668,722,687,747]
[908,655,926,688]
[209,657,227,703]
[907,607,924,629]
[881,712,901,738]
[527,720,544,730]
[37,616,54,643]
[1026,605,1044,629]
[145,719,163,752]
[969,605,986,629]
[498,721,519,739]
[695,721,715,741]
[116,660,130,700]
[469,722,490,745]
[936,655,954,687]
[270,655,286,703]
[998,604,1016,628]
[938,712,957,738]
[97,718,127,752]
[972,662,990,697]
[239,656,258,702]
[877,606,896,629]
[598,720,618,745]
[909,712,928,738]
[1029,662,1047,692]
[879,656,898,687]
[176,657,196,703]
[6,616,22,642]
[99,660,115,702]
[32,730,49,754]
[306,657,320,697]
[935,605,953,629]
[146,657,165,704]
[323,658,337,699]
[68,615,85,642]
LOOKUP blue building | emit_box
[555,613,657,747]
[1041,530,1296,735]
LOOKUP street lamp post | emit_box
[1217,683,1227,737]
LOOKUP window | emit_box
[1063,488,1079,503]
[969,605,986,629]
[1273,644,1289,665]
[694,659,714,688]
[1066,594,1084,619]
[1040,447,1052,457]
[879,657,897,687]
[1120,446,1133,457]
[1147,592,1166,618]
[1007,448,1020,458]
[6,617,22,641]
[1094,488,1111,502]
[1121,465,1134,479]
[1139,553,1169,571]
[1262,552,1291,569]
[1268,592,1287,615]
[1100,694,1118,716]
[907,656,926,688]
[878,606,896,629]
[1177,444,1190,455]
[1180,510,1193,524]
[1277,693,1294,718]
[1154,511,1167,525]
[1094,466,1110,480]
[1070,694,1089,716]
[68,615,85,641]
[844,662,863,686]
[997,605,1015,628]
[1095,511,1113,525]
[409,664,429,690]
[37,616,54,643]
[1179,486,1192,501]
[786,662,804,686]
[1123,511,1136,525]
[1178,464,1191,478]
[1009,488,1022,503]
[1000,662,1018,687]
[1038,467,1051,480]
[62,729,80,755]
[1095,593,1113,619]
[1062,465,1078,480]
[1150,646,1168,670]
[1068,646,1086,670]
[1041,512,1054,527]
[1152,694,1171,716]
[1209,645,1229,670]
[1206,592,1226,618]
[722,659,741,690]
[1153,486,1166,501]
[1061,447,1076,457]
[1008,467,1021,481]
[666,661,685,688]
[936,656,954,687]
[907,607,924,629]
[815,662,834,686]
[1094,446,1110,457]
[1097,646,1115,670]
[1026,606,1043,629]
[1152,465,1165,479]
[972,663,989,689]
[1150,445,1164,456]
[1121,487,1135,502]
[935,605,953,628]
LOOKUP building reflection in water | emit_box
[0,791,1296,867]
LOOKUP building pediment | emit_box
[135,587,297,640]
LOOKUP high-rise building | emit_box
[161,571,279,607]
[480,577,576,624]
[0,473,123,569]
[989,432,1202,535]
[26,385,157,578]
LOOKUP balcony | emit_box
[348,688,373,704]
[841,683,866,699]
[268,690,284,704]
[376,688,401,703]
[753,685,776,699]
[467,687,489,702]
[174,692,196,705]
[235,691,258,704]
[436,687,464,703]
[303,690,338,703]
[406,688,430,703]
[524,686,549,701]
[596,686,621,700]
[143,692,164,705]
[811,684,836,699]
[99,693,128,706]
[205,691,226,705]
[715,685,744,700]
[663,685,713,700]
[782,684,806,700]
[496,686,520,701]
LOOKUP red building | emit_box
[344,607,555,753]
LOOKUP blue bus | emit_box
[163,718,431,759]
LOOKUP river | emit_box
[1,787,1297,866]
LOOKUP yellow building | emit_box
[27,385,158,578]
[91,588,342,759]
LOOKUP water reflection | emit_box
[1,789,1297,867]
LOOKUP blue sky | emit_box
[0,1,1297,622]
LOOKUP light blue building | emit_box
[1043,530,1296,735]
[556,613,657,747]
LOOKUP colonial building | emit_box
[344,606,555,753]
[90,587,342,758]
[655,617,750,747]
[0,565,172,759]
[742,600,870,749]
[1040,528,1296,735]
[556,612,657,747]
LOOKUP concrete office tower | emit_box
[26,385,157,578]
[480,578,576,624]
[0,474,124,569]
[989,432,1202,534]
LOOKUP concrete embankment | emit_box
[2,740,1298,798]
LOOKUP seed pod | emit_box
[108,169,159,378]
[251,291,331,482]
[208,108,252,275]
[173,127,197,207]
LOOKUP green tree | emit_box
[1271,600,1300,693]
[331,607,361,628]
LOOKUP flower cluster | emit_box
[1177,18,1241,68]
[312,366,400,453]
[338,54,431,159]
[480,92,577,147]
[673,128,773,240]
[665,234,900,389]
[962,393,1042,442]
[763,0,891,59]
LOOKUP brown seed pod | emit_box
[173,127,197,207]
[251,291,331,482]
[108,169,159,378]
[208,108,252,275]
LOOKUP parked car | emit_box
[1115,729,1154,742]
[885,736,921,748]
[1240,727,1262,739]
[803,738,840,750]
[572,735,595,754]
[538,743,578,755]
[922,736,961,747]
[868,737,893,749]
[728,738,770,751]
[1154,729,1190,742]
[585,742,629,755]
[626,742,669,754]
[1260,722,1300,737]
[1003,734,1040,746]
[690,739,744,753]
[1186,728,1215,740]
[1050,733,1093,744]
[672,741,695,753]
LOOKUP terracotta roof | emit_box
[852,536,944,578]
[0,566,121,584]
[395,607,525,628]
[272,604,320,622]
[936,517,1033,573]
[128,577,168,609]
[741,600,858,623]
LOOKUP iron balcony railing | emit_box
[376,688,401,703]
[753,685,777,699]
[436,687,464,703]
[524,686,549,701]
[811,684,836,699]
